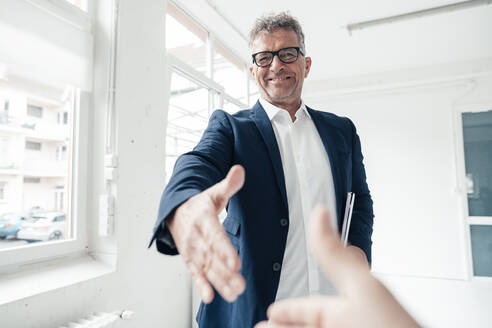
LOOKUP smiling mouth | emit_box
[267,76,293,81]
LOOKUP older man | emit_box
[150,12,374,328]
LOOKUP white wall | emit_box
[0,0,192,327]
[304,68,492,328]
[305,72,492,278]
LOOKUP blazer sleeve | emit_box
[346,118,374,264]
[149,110,234,254]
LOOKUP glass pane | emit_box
[223,100,242,115]
[0,77,74,249]
[213,41,247,102]
[166,71,209,183]
[249,78,259,107]
[470,225,492,277]
[166,13,207,75]
[462,110,492,216]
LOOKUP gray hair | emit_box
[248,12,306,53]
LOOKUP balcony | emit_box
[0,160,21,176]
[0,112,68,141]
[22,160,68,178]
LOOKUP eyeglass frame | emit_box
[251,47,305,67]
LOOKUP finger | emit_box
[309,206,368,291]
[206,255,245,302]
[199,215,241,271]
[267,323,317,328]
[191,269,214,304]
[180,223,213,274]
[207,165,245,211]
[268,296,344,326]
[189,227,245,302]
[267,296,324,325]
[255,322,315,328]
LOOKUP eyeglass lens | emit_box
[255,48,300,67]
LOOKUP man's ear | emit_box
[249,65,255,78]
[304,56,312,78]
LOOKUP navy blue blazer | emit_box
[150,101,374,328]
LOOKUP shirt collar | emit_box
[259,98,310,122]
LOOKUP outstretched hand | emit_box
[167,165,246,303]
[255,206,420,328]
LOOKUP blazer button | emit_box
[280,218,288,227]
[273,262,281,272]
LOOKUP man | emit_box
[255,206,420,328]
[150,12,374,327]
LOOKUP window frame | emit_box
[0,86,89,273]
[454,101,492,280]
[164,5,254,324]
[166,0,254,108]
[0,0,94,273]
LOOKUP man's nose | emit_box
[269,54,284,73]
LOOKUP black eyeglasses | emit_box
[252,47,305,67]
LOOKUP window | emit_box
[56,145,67,161]
[164,3,251,183]
[166,4,208,75]
[23,177,41,184]
[1,77,80,261]
[53,214,66,222]
[461,109,492,277]
[223,99,242,114]
[463,110,492,217]
[213,40,247,102]
[57,111,69,125]
[54,187,65,211]
[25,141,42,151]
[27,104,43,118]
[166,71,210,182]
[249,80,259,106]
[0,0,91,269]
[470,225,492,277]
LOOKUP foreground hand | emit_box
[167,165,246,304]
[255,206,420,328]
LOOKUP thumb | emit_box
[309,206,367,292]
[207,165,245,211]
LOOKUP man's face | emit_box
[249,28,311,109]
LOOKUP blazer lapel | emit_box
[252,101,288,210]
[307,107,344,227]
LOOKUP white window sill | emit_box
[0,254,115,305]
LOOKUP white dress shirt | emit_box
[259,98,339,301]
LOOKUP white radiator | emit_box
[59,311,133,328]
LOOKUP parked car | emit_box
[17,211,67,242]
[0,209,49,239]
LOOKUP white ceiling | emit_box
[210,0,492,81]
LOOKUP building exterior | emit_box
[0,76,72,216]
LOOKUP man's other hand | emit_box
[167,165,246,304]
[255,206,420,328]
